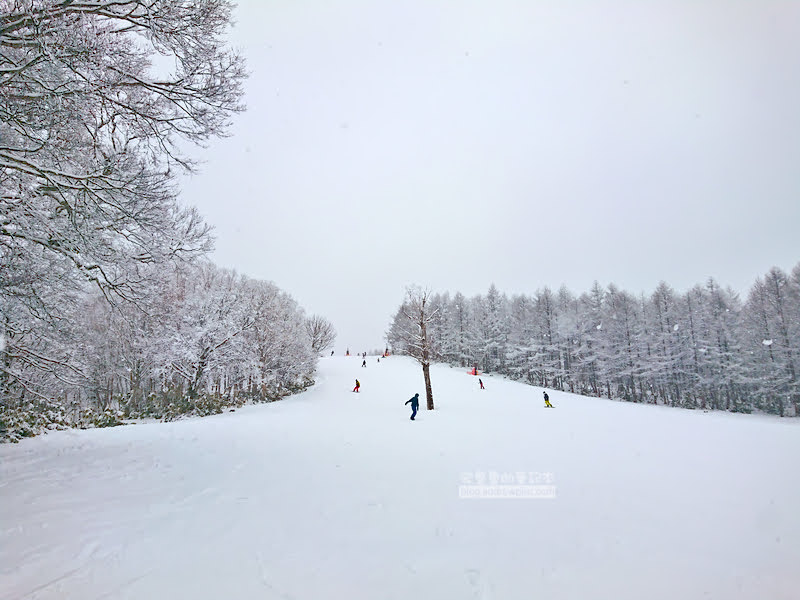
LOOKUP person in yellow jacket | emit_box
[353,379,360,393]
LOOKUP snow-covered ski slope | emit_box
[2,356,799,600]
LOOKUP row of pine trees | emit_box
[388,264,799,416]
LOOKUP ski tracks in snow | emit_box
[254,552,297,600]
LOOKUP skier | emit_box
[479,378,485,390]
[353,379,360,393]
[543,390,553,408]
[362,359,367,367]
[405,393,420,420]
[331,350,334,356]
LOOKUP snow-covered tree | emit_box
[479,284,509,374]
[506,293,536,384]
[244,279,316,400]
[387,286,438,410]
[384,262,799,417]
[305,315,337,355]
[1,0,245,398]
[741,268,799,416]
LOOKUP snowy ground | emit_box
[2,356,799,600]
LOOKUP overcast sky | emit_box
[180,0,800,353]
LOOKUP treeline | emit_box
[1,261,331,441]
[0,2,342,441]
[0,2,337,441]
[387,264,800,416]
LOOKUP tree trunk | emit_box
[422,362,434,410]
[189,347,210,398]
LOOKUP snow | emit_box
[2,356,799,599]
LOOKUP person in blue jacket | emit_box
[405,393,420,420]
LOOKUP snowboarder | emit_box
[331,350,334,356]
[405,393,420,420]
[479,378,485,390]
[543,390,553,408]
[362,359,367,367]
[353,379,360,393]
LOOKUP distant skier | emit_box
[405,393,420,420]
[331,350,334,356]
[353,379,360,393]
[479,378,485,390]
[543,390,553,408]
[362,359,367,367]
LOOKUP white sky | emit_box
[180,0,800,353]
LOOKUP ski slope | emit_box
[2,356,799,599]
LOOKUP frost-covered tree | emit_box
[554,286,580,393]
[428,291,453,364]
[1,0,245,398]
[441,291,474,367]
[479,284,509,374]
[581,282,607,397]
[245,279,316,399]
[1,258,321,440]
[305,315,337,355]
[601,285,645,402]
[646,282,690,406]
[506,294,536,384]
[532,286,561,388]
[741,268,799,416]
[385,262,799,417]
[163,264,255,399]
[387,286,438,410]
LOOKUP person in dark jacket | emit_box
[405,393,420,420]
[479,378,485,389]
[543,390,553,407]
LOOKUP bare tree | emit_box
[395,286,438,410]
[305,315,336,355]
